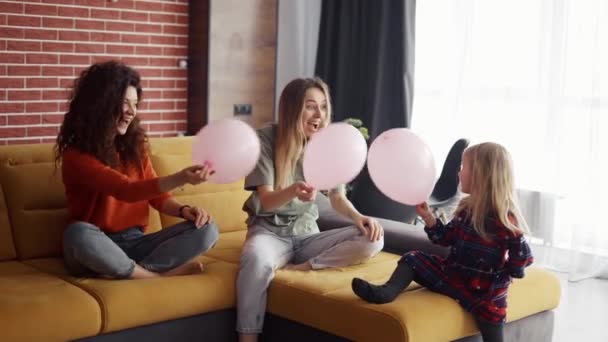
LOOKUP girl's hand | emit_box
[415,202,436,227]
[179,164,215,186]
[181,206,212,228]
[292,181,316,202]
[354,215,383,242]
[415,202,431,218]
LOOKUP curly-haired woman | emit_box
[55,61,218,279]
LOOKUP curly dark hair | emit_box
[55,60,148,169]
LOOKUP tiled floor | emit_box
[551,272,608,341]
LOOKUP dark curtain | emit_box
[315,0,418,223]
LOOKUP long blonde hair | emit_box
[274,78,332,189]
[455,142,529,239]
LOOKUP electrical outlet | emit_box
[233,104,252,115]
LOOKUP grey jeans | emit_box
[236,225,384,333]
[62,220,219,278]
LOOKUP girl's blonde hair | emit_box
[456,142,529,239]
[274,77,332,189]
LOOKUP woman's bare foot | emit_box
[283,261,312,271]
[162,261,204,277]
[129,264,160,279]
[239,333,258,342]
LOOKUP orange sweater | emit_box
[62,148,171,233]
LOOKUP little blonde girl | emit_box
[352,142,533,342]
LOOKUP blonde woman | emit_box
[237,78,384,341]
[352,142,533,342]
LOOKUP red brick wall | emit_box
[0,0,189,145]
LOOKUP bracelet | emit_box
[178,205,191,218]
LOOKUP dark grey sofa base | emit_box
[74,308,553,342]
[261,313,349,341]
[266,309,554,342]
[74,309,238,342]
[72,309,345,342]
[454,310,554,342]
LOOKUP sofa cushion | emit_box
[0,143,55,164]
[205,230,248,263]
[198,215,554,342]
[269,260,561,342]
[24,256,238,334]
[150,153,250,233]
[0,161,67,259]
[0,261,101,341]
[0,184,16,261]
[148,136,193,156]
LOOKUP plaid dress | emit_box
[401,210,533,325]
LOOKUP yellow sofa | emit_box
[0,137,561,342]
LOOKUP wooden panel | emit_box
[207,0,278,128]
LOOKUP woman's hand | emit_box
[328,190,382,241]
[159,164,215,193]
[415,202,436,227]
[291,181,316,202]
[178,164,215,186]
[181,206,212,228]
[353,214,383,242]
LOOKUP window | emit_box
[413,0,608,256]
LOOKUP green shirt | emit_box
[243,125,321,236]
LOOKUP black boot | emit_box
[352,262,414,304]
[475,317,504,342]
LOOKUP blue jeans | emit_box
[62,220,219,279]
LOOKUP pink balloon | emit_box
[192,118,260,184]
[303,122,368,190]
[367,128,436,205]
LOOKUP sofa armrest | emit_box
[378,217,449,257]
[315,194,449,258]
